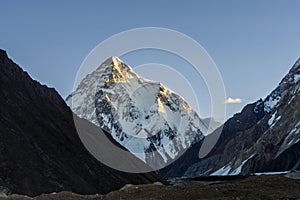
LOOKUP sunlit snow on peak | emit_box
[68,57,207,164]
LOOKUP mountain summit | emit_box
[67,57,208,167]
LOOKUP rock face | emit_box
[0,50,158,196]
[160,58,300,178]
[67,57,208,168]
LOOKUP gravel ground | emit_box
[1,175,300,200]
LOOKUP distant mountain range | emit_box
[68,55,300,178]
[1,48,299,197]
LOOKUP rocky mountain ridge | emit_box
[160,58,300,178]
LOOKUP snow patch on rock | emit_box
[268,111,281,129]
[230,154,256,175]
[210,165,232,176]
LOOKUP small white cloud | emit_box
[225,97,242,104]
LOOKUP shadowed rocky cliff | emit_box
[0,49,159,197]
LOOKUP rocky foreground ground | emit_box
[1,174,300,200]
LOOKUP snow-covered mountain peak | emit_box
[68,57,207,166]
[94,56,139,84]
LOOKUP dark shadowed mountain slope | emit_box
[0,49,158,197]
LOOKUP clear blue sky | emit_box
[1,0,300,119]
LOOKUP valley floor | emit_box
[1,175,300,200]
